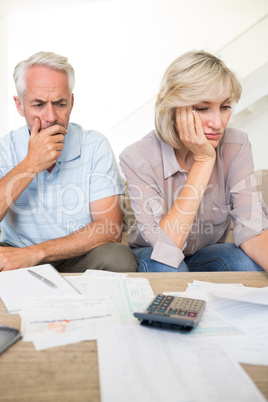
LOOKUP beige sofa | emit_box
[226,169,268,242]
[122,169,268,245]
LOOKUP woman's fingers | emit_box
[175,106,215,161]
[192,109,204,137]
[176,107,199,141]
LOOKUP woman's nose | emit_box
[207,111,222,130]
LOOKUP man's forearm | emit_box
[31,218,123,264]
[0,161,36,221]
[0,122,67,222]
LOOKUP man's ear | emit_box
[13,96,25,117]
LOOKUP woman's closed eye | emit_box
[193,107,208,112]
[193,105,232,112]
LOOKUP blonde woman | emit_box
[120,50,268,272]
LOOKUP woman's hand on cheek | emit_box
[175,107,216,162]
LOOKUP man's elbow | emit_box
[109,221,123,243]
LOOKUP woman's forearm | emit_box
[159,158,215,248]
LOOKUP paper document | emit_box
[209,297,268,350]
[165,281,245,302]
[165,282,268,365]
[190,281,268,305]
[178,281,268,350]
[0,264,79,313]
[67,276,154,323]
[22,294,120,350]
[97,325,266,402]
[81,269,128,278]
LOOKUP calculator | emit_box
[134,294,206,330]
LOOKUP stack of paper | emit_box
[0,264,79,314]
[1,268,268,401]
[67,273,154,323]
[21,294,120,350]
[0,268,154,349]
[97,325,266,402]
[96,280,268,402]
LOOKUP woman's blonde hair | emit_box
[154,50,242,148]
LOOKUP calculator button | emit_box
[162,304,171,309]
[178,309,187,316]
[182,301,190,308]
[165,296,174,302]
[188,311,197,317]
[168,308,177,315]
[157,308,167,313]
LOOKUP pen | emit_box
[27,269,57,289]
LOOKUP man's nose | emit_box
[43,103,57,124]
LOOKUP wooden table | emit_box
[0,271,268,402]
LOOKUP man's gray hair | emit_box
[13,51,75,99]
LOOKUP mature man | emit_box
[0,51,137,272]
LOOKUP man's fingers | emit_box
[30,117,41,137]
[45,124,68,137]
[31,121,67,138]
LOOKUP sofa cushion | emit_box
[121,177,136,245]
[226,169,268,242]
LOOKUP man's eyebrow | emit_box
[30,98,68,104]
[53,98,68,103]
[30,98,45,103]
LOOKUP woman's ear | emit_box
[13,96,25,117]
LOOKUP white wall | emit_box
[0,15,8,136]
[1,0,268,167]
[232,107,268,172]
[221,15,268,171]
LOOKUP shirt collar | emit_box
[160,140,186,179]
